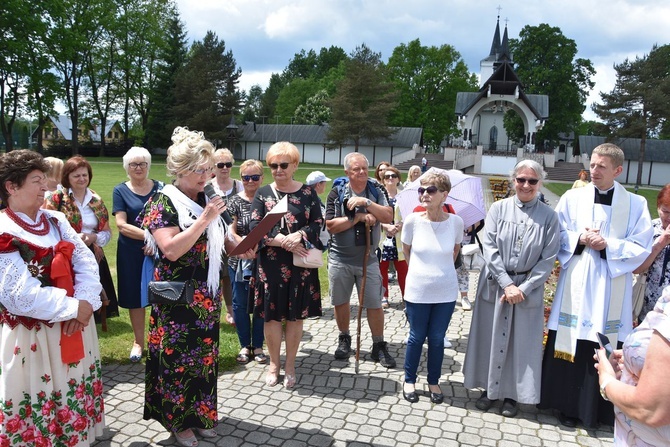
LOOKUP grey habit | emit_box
[463,195,560,404]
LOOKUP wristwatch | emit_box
[365,198,372,207]
[599,377,615,401]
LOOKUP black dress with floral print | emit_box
[139,192,221,433]
[249,184,323,321]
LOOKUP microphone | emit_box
[203,184,233,225]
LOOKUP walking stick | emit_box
[355,222,371,373]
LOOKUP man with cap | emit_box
[306,171,332,248]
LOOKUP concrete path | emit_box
[92,178,614,446]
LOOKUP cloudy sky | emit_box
[175,0,670,121]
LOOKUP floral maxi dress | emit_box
[140,193,222,433]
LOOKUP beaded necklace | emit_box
[5,207,51,236]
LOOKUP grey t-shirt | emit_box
[325,181,388,265]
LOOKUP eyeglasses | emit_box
[384,174,398,179]
[515,177,539,186]
[191,167,212,175]
[129,162,148,169]
[269,162,290,170]
[417,186,440,195]
[242,174,261,182]
[216,162,233,169]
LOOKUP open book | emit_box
[228,195,288,256]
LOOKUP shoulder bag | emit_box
[148,264,196,305]
[270,184,323,269]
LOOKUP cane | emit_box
[355,222,371,373]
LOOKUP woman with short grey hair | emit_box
[463,159,560,418]
[113,146,162,362]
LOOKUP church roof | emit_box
[455,61,548,118]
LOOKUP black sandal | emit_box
[251,346,267,364]
[236,347,251,364]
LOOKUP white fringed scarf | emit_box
[144,184,227,297]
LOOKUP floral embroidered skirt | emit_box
[0,318,105,446]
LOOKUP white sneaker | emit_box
[461,297,472,311]
[443,337,452,348]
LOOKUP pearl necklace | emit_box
[5,207,51,236]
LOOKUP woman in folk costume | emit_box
[0,150,104,446]
[43,156,119,324]
[139,127,252,447]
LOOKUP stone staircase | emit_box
[545,161,585,182]
[395,153,453,172]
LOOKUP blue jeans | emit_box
[404,301,456,385]
[229,266,264,349]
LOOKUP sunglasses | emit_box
[417,186,440,195]
[515,177,539,186]
[129,162,148,169]
[384,174,398,179]
[216,162,233,169]
[242,174,261,182]
[269,162,290,170]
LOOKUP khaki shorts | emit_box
[328,257,384,309]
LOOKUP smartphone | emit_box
[596,332,613,358]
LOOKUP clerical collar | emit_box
[594,185,614,205]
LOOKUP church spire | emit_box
[498,21,513,63]
[488,16,502,58]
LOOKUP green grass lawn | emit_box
[88,158,662,366]
[89,158,346,366]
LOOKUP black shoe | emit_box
[430,392,444,404]
[334,334,352,359]
[403,384,419,403]
[475,391,497,411]
[501,398,518,417]
[370,341,396,368]
[558,412,578,428]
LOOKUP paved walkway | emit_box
[92,179,613,446]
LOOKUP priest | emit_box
[539,143,653,429]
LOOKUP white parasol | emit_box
[395,167,486,228]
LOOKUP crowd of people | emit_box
[1,138,669,446]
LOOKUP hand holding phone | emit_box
[596,332,613,359]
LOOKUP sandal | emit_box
[236,347,251,364]
[129,344,143,363]
[252,347,267,364]
[382,299,390,309]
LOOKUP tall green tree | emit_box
[593,44,670,191]
[172,31,242,143]
[327,44,398,151]
[115,0,171,146]
[294,89,331,124]
[45,0,110,155]
[146,9,188,148]
[506,24,595,148]
[386,39,477,149]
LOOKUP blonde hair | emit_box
[593,143,624,167]
[266,141,300,166]
[421,172,451,193]
[214,148,234,164]
[166,127,215,177]
[44,157,63,182]
[239,159,264,176]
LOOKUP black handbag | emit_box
[147,265,196,305]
